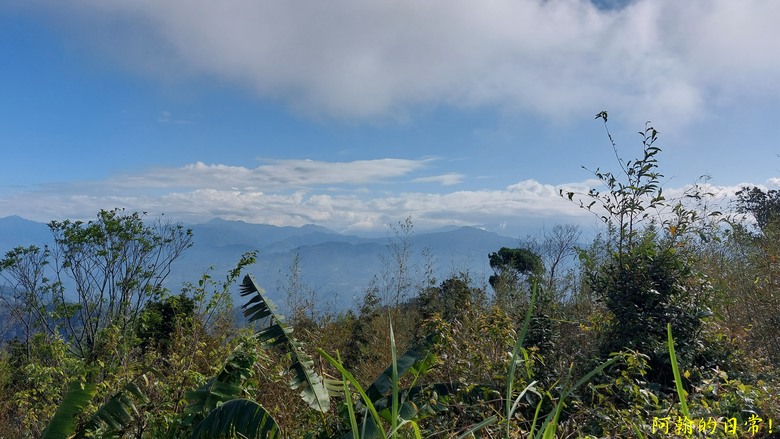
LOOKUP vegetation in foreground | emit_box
[2,114,780,438]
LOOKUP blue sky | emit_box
[1,0,779,236]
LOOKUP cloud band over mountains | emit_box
[0,157,584,231]
[0,157,758,235]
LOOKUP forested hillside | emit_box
[2,121,779,438]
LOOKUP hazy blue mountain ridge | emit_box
[0,215,52,251]
[0,216,518,312]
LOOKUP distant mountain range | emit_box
[0,216,519,311]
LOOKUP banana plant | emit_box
[180,274,330,438]
[190,399,280,439]
[181,347,277,438]
[41,377,149,439]
[40,381,97,439]
[240,274,330,414]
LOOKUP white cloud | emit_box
[110,158,431,190]
[15,0,780,126]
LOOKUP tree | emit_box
[379,216,416,307]
[566,113,709,385]
[715,186,780,364]
[343,277,382,372]
[280,251,318,330]
[563,112,666,256]
[488,247,543,311]
[0,245,50,360]
[419,272,484,322]
[521,224,582,302]
[0,209,193,359]
[591,232,701,357]
[735,186,780,233]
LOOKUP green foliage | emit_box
[592,233,703,369]
[80,380,149,436]
[12,244,253,438]
[564,114,710,393]
[342,281,382,379]
[0,244,51,356]
[575,351,660,436]
[505,282,541,436]
[137,254,256,437]
[667,323,689,417]
[462,282,620,438]
[136,293,195,353]
[179,274,332,438]
[320,321,441,439]
[51,209,193,356]
[319,350,385,438]
[6,333,86,435]
[364,330,438,407]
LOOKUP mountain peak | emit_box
[0,215,34,224]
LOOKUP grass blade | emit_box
[457,416,497,438]
[318,349,385,438]
[667,323,689,417]
[337,351,360,439]
[390,321,399,439]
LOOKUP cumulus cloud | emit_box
[14,0,780,126]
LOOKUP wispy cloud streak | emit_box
[108,158,432,191]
